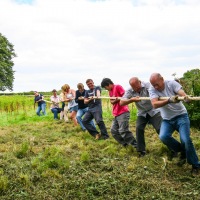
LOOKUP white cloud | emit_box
[0,0,200,92]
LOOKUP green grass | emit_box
[0,98,200,199]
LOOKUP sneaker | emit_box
[167,150,178,161]
[95,134,101,140]
[191,166,200,176]
[177,152,186,167]
[138,151,146,157]
[123,143,128,148]
[103,136,109,140]
[130,140,137,148]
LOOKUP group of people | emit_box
[34,73,200,176]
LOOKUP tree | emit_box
[180,68,200,128]
[0,33,16,91]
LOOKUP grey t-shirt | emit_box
[149,80,187,120]
[122,82,160,117]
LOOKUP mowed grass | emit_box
[0,97,200,199]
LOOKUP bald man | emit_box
[120,77,162,157]
[149,73,200,176]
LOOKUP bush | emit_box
[181,68,200,128]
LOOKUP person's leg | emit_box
[111,117,125,145]
[56,108,62,119]
[149,112,162,134]
[136,116,148,152]
[93,110,109,139]
[36,105,42,116]
[176,114,199,167]
[64,105,69,122]
[159,120,182,152]
[60,102,65,120]
[69,106,78,126]
[90,119,96,129]
[70,110,78,126]
[51,108,58,119]
[41,103,46,116]
[76,108,86,130]
[117,112,136,146]
[150,113,178,160]
[82,111,99,137]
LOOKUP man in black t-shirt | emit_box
[75,83,95,131]
[34,91,46,116]
[82,79,109,140]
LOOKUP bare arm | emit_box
[151,98,168,109]
[177,89,187,97]
[151,89,187,109]
[120,96,140,106]
[110,98,120,105]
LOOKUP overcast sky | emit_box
[1,0,200,92]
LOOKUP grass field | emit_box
[0,96,200,199]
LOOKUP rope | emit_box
[43,100,53,104]
[43,96,200,103]
[87,96,200,101]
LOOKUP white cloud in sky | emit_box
[0,0,200,92]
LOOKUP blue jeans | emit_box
[76,107,95,130]
[51,108,62,119]
[36,103,46,116]
[159,113,199,166]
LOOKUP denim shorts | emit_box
[69,105,78,113]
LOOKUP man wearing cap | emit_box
[34,91,46,116]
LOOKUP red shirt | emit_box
[109,84,129,117]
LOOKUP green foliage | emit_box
[181,68,200,128]
[0,33,16,91]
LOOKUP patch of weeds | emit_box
[101,143,118,156]
[14,142,30,159]
[31,146,70,174]
[80,151,90,163]
[0,176,8,191]
[41,169,62,178]
[18,173,31,187]
[70,143,79,150]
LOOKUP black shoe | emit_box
[101,135,109,140]
[191,166,200,176]
[138,151,146,157]
[177,152,186,167]
[167,150,178,161]
[130,140,137,148]
[123,143,128,148]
